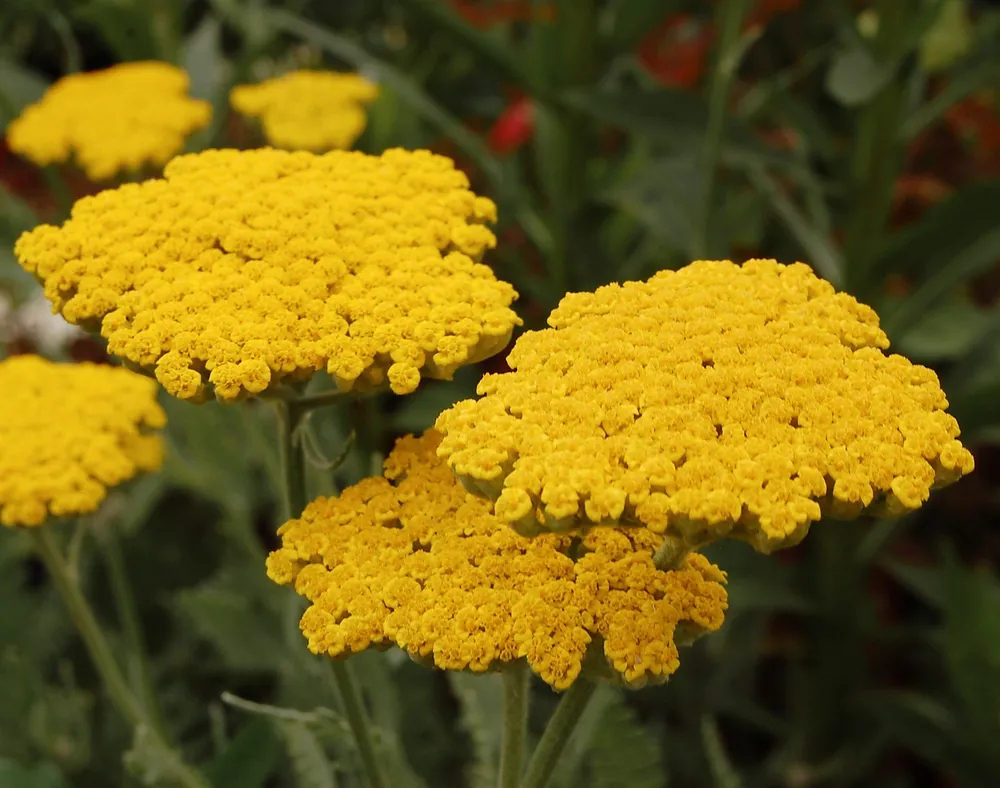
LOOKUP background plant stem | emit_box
[275,397,387,788]
[521,678,598,788]
[498,661,530,788]
[31,526,208,788]
[695,0,750,259]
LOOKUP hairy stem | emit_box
[31,527,208,788]
[498,662,530,788]
[521,679,598,788]
[276,400,387,788]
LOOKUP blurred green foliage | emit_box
[2,0,1000,786]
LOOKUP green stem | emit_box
[694,0,749,259]
[275,399,308,520]
[327,662,387,788]
[95,518,166,738]
[31,527,208,788]
[521,679,598,788]
[498,662,530,788]
[276,401,387,788]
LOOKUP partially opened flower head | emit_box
[0,355,165,527]
[231,70,379,151]
[435,260,975,552]
[6,61,211,181]
[14,148,519,402]
[266,432,727,690]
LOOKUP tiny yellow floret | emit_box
[231,70,379,151]
[0,355,165,527]
[14,148,520,402]
[435,260,975,551]
[6,61,211,181]
[266,432,728,690]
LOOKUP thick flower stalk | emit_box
[0,355,165,527]
[267,432,728,690]
[231,70,379,151]
[14,147,519,402]
[435,259,975,552]
[6,62,211,181]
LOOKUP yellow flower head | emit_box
[266,432,727,690]
[231,70,379,151]
[14,148,518,402]
[435,260,975,552]
[5,61,211,181]
[0,355,165,527]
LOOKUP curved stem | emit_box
[31,527,208,788]
[521,679,598,788]
[498,662,530,788]
[275,400,387,788]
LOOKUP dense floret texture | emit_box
[435,260,975,551]
[0,355,165,527]
[14,148,519,401]
[266,432,727,689]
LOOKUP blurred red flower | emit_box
[487,95,534,155]
[448,0,555,29]
[637,14,713,89]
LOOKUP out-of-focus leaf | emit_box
[877,181,1000,336]
[448,672,503,788]
[174,568,285,674]
[549,685,616,788]
[901,57,1000,140]
[0,58,48,127]
[705,540,812,614]
[702,715,742,788]
[276,720,338,788]
[0,758,68,788]
[182,15,226,102]
[600,153,701,256]
[940,558,1000,751]
[864,693,965,779]
[607,0,681,55]
[396,0,542,95]
[124,725,203,787]
[894,298,997,361]
[747,166,843,286]
[881,560,945,609]
[825,46,892,107]
[943,317,1000,438]
[204,719,280,788]
[390,367,481,434]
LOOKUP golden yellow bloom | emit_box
[231,70,379,151]
[6,61,211,181]
[266,432,727,690]
[0,355,165,527]
[435,259,975,552]
[14,148,518,402]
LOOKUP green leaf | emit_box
[124,726,201,787]
[881,559,945,609]
[174,568,285,674]
[395,0,542,95]
[204,719,281,788]
[901,57,1000,141]
[0,58,48,128]
[607,0,680,55]
[0,758,68,788]
[825,45,892,107]
[747,166,843,286]
[448,673,503,788]
[876,181,1000,337]
[276,720,338,788]
[701,715,742,788]
[585,693,666,788]
[894,298,997,362]
[600,152,702,256]
[182,15,226,102]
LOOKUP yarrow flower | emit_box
[14,148,519,402]
[435,260,975,552]
[6,61,211,181]
[0,355,165,527]
[231,71,379,151]
[266,432,727,690]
